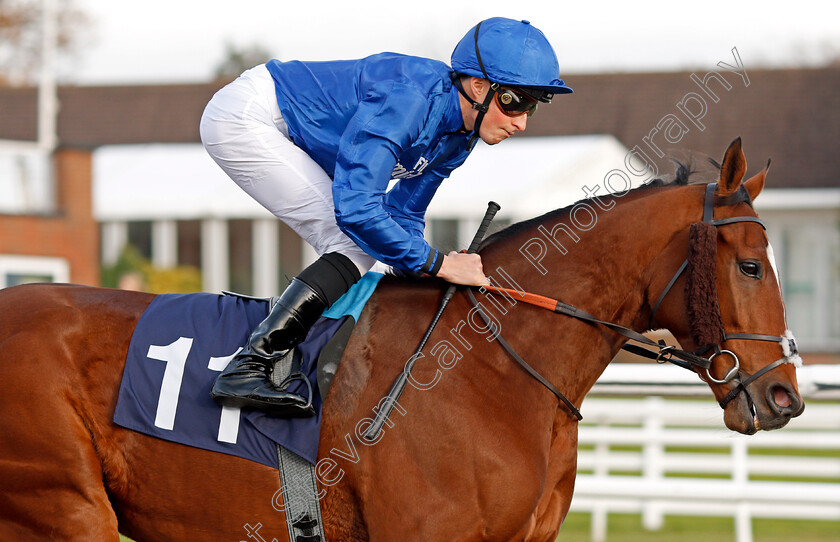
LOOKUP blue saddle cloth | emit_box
[113,273,383,467]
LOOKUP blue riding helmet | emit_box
[451,17,573,100]
[451,18,572,147]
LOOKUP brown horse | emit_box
[0,139,804,541]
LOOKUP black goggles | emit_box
[494,86,540,117]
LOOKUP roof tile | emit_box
[2,68,839,188]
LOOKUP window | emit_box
[430,219,459,253]
[765,209,840,352]
[0,255,69,288]
[127,221,153,260]
[0,144,55,214]
[778,222,840,351]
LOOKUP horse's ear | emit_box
[744,158,771,201]
[718,137,747,195]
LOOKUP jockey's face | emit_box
[459,77,528,145]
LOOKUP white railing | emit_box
[569,396,840,542]
[589,362,840,400]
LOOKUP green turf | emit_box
[119,515,839,541]
[556,513,840,542]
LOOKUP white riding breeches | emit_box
[199,64,377,276]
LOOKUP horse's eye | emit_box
[739,260,762,278]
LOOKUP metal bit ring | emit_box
[706,349,740,384]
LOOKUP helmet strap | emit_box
[453,20,500,149]
[468,20,495,148]
[469,83,497,148]
[452,75,498,148]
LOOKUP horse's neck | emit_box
[486,189,694,324]
[478,188,696,402]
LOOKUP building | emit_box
[1,66,838,353]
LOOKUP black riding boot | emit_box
[210,252,361,417]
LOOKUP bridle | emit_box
[645,183,798,408]
[468,183,800,420]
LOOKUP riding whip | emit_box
[364,201,501,441]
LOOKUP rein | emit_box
[468,183,799,420]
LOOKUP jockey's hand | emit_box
[437,251,490,287]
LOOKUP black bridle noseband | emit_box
[472,183,800,419]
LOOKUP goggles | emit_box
[495,86,539,117]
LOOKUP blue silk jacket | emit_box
[265,54,473,274]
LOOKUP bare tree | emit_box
[0,0,91,86]
[213,41,273,82]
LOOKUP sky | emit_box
[67,0,840,85]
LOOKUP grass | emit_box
[119,515,839,541]
[117,515,838,541]
[556,513,840,542]
[118,515,839,541]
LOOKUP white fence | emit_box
[589,362,840,400]
[568,365,840,542]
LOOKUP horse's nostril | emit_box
[773,386,792,409]
[767,384,804,418]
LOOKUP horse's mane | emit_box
[480,154,752,250]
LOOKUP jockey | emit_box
[200,17,572,417]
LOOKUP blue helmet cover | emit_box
[451,17,573,95]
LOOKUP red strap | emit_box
[482,285,558,313]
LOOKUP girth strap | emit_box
[273,363,325,542]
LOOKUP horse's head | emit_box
[650,138,804,434]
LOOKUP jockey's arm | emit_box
[385,179,488,287]
[331,84,487,286]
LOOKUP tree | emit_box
[0,0,90,86]
[102,245,203,294]
[213,41,273,82]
